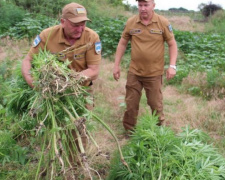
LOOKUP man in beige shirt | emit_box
[22,2,102,88]
[113,0,178,132]
[21,2,102,166]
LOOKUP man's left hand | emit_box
[166,68,176,80]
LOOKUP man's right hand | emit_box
[21,54,34,88]
[113,66,120,81]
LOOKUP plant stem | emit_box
[35,133,47,180]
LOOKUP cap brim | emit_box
[68,17,91,23]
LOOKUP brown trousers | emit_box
[123,72,165,130]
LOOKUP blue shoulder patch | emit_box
[95,42,101,55]
[33,35,41,47]
[168,24,173,32]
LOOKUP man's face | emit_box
[138,1,155,19]
[61,19,86,40]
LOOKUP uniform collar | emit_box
[151,12,158,23]
[136,11,157,24]
[58,25,70,45]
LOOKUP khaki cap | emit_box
[62,3,90,23]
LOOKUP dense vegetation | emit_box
[108,115,225,179]
[0,0,225,179]
[169,30,225,99]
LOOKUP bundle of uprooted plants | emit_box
[6,50,129,180]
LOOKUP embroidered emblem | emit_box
[168,24,173,32]
[95,42,101,55]
[56,53,66,60]
[74,53,85,60]
[130,29,141,35]
[32,35,41,47]
[76,8,86,14]
[150,29,163,34]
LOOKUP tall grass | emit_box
[157,10,204,21]
[205,10,225,34]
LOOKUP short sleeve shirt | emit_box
[122,12,174,77]
[28,25,101,72]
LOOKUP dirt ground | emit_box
[93,59,225,134]
[89,58,225,178]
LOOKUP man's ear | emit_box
[60,18,66,26]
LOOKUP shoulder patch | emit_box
[32,35,41,47]
[168,24,173,32]
[95,42,101,55]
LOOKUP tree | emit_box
[169,7,189,12]
[108,0,123,6]
[200,1,223,18]
[198,3,206,11]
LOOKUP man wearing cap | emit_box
[21,2,101,166]
[22,2,101,88]
[113,0,178,132]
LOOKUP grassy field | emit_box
[0,13,225,179]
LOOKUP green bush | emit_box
[90,17,131,56]
[6,0,69,18]
[7,0,126,21]
[173,31,225,95]
[0,130,28,165]
[108,114,225,179]
[0,1,26,34]
[2,14,56,40]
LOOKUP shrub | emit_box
[89,17,131,56]
[0,130,28,165]
[2,14,56,41]
[7,0,68,18]
[201,3,223,18]
[181,70,225,99]
[108,114,225,179]
[0,1,25,34]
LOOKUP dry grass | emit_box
[167,16,205,32]
[92,61,225,165]
[90,58,225,174]
[0,37,29,62]
[163,86,225,135]
[93,59,225,137]
[0,46,6,61]
[83,59,129,178]
[182,72,225,99]
[93,60,126,110]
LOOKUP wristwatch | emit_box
[169,65,176,70]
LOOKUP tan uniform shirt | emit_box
[122,12,174,77]
[29,25,101,72]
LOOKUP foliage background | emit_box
[0,0,225,179]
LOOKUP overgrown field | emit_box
[1,2,225,179]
